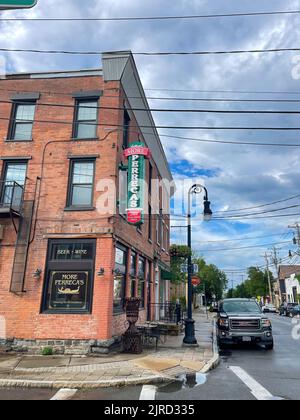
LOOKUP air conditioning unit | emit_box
[0,225,4,241]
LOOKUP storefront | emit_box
[41,239,96,314]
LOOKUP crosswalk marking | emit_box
[229,366,282,400]
[50,388,78,400]
[139,385,157,400]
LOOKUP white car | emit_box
[262,304,277,314]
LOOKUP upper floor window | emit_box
[73,100,98,139]
[67,160,95,208]
[1,161,27,207]
[9,102,36,141]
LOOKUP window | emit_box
[1,162,27,207]
[67,160,95,208]
[9,102,36,141]
[130,252,137,297]
[42,239,96,314]
[114,245,127,314]
[138,257,146,308]
[123,110,130,149]
[73,100,98,139]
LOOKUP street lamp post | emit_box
[183,184,212,346]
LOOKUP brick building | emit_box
[0,51,173,355]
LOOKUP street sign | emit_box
[0,0,37,9]
[180,264,199,274]
[180,264,188,274]
[192,277,201,287]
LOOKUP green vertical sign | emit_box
[124,142,150,226]
[0,0,37,9]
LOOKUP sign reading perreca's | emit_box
[124,142,151,226]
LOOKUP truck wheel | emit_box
[265,342,274,351]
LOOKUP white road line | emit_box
[229,366,276,401]
[139,385,157,400]
[50,388,78,401]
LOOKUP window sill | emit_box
[71,137,99,142]
[5,139,33,143]
[64,206,96,212]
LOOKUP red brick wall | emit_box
[0,73,170,343]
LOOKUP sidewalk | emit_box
[0,312,219,389]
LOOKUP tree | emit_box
[227,267,274,299]
[193,257,228,303]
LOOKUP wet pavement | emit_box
[0,314,298,400]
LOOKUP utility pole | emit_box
[263,253,274,304]
[288,223,300,248]
[271,247,282,306]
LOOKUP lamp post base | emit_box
[183,318,199,346]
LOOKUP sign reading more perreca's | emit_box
[124,142,151,226]
[0,0,37,9]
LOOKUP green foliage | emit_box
[193,257,228,302]
[41,347,53,356]
[170,245,192,258]
[169,245,228,300]
[170,245,191,285]
[227,267,274,299]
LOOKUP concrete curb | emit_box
[0,375,172,390]
[200,319,220,374]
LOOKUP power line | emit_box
[214,194,300,214]
[3,98,300,115]
[213,203,300,219]
[1,47,300,56]
[2,86,300,104]
[176,232,290,243]
[2,112,300,147]
[2,116,300,132]
[145,88,300,95]
[1,9,300,21]
[173,211,300,220]
[160,134,300,147]
[197,240,291,253]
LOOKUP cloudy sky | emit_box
[1,0,300,283]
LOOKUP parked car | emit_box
[217,298,274,350]
[262,304,277,314]
[279,303,297,317]
[289,305,300,318]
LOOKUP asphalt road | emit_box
[0,314,299,401]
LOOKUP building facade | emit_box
[278,266,300,304]
[0,51,173,354]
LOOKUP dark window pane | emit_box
[75,100,98,139]
[77,123,97,139]
[77,101,98,121]
[71,185,92,206]
[69,161,94,207]
[14,123,33,140]
[73,162,94,184]
[2,163,27,206]
[5,164,27,185]
[15,104,35,121]
[11,104,35,141]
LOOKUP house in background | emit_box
[279,265,300,303]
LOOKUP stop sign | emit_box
[0,0,37,9]
[192,277,201,286]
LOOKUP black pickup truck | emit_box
[217,298,274,350]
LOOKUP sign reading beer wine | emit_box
[124,142,151,226]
